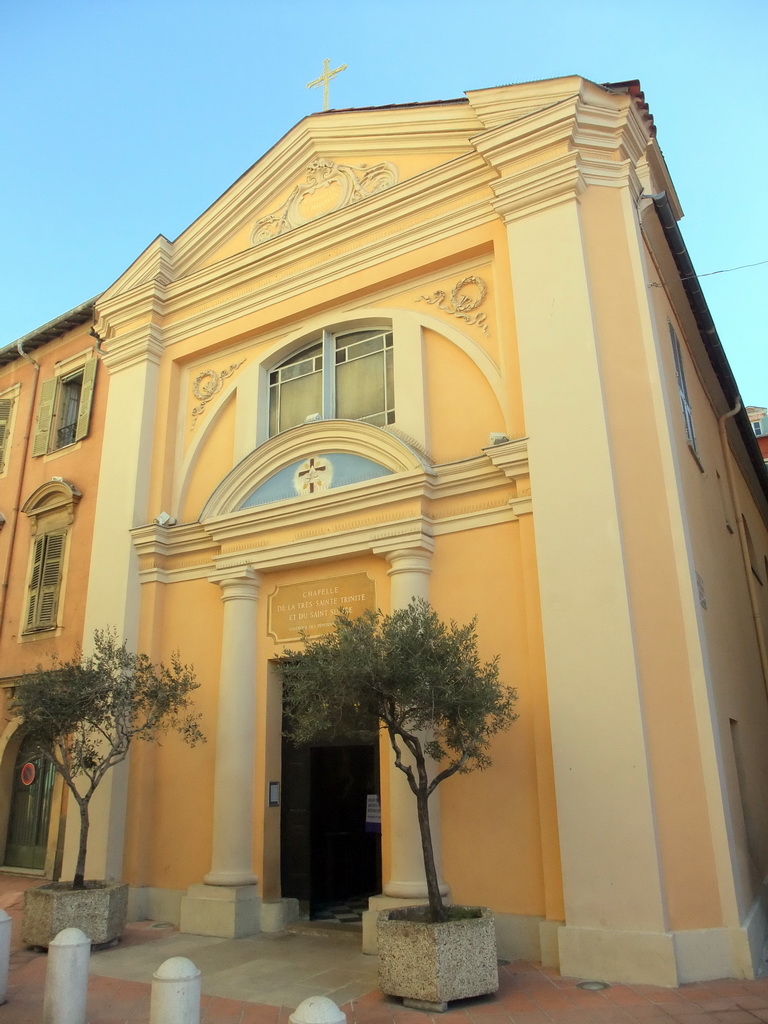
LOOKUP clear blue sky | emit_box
[3,0,766,403]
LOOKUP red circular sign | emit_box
[20,763,36,786]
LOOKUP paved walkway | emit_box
[2,873,768,1024]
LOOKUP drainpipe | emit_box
[718,400,768,701]
[0,340,40,637]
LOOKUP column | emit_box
[382,546,448,899]
[179,566,261,937]
[362,541,448,952]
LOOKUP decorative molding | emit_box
[415,276,490,335]
[251,158,398,244]
[22,479,82,536]
[190,360,245,430]
[201,419,432,520]
[98,323,165,374]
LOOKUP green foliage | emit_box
[11,628,204,887]
[280,599,517,786]
[279,599,516,921]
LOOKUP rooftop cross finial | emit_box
[307,58,347,111]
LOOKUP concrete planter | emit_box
[23,881,129,948]
[377,906,498,1011]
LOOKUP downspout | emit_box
[718,400,768,701]
[0,340,40,636]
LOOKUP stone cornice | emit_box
[472,84,654,222]
[98,323,165,374]
[103,236,176,298]
[488,152,586,222]
[134,497,520,584]
[484,436,530,478]
[204,469,432,547]
[131,443,529,584]
[94,279,167,345]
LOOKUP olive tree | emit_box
[278,598,517,922]
[11,628,205,890]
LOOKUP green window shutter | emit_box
[25,532,65,631]
[31,379,58,457]
[25,536,45,630]
[74,358,97,442]
[0,397,13,472]
[36,532,65,628]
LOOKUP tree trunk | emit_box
[414,785,447,922]
[73,799,89,890]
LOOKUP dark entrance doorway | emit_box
[281,725,381,918]
[5,737,56,870]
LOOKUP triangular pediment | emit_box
[97,78,632,308]
[99,101,494,308]
[170,102,489,278]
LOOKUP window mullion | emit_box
[323,330,335,420]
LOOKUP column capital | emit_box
[209,565,261,600]
[381,546,434,578]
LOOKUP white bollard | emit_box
[290,995,346,1024]
[150,956,201,1024]
[44,927,90,1024]
[0,908,10,1004]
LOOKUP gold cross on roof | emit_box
[307,58,347,111]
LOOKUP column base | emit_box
[362,892,452,954]
[179,883,260,939]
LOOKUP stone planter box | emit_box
[23,881,129,948]
[377,906,498,1011]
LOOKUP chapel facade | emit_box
[2,75,768,989]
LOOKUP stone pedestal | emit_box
[377,906,498,1010]
[179,883,260,939]
[23,882,128,948]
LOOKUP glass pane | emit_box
[336,351,385,421]
[341,336,384,361]
[280,355,320,383]
[275,372,323,432]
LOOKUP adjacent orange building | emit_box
[2,76,768,988]
[0,300,105,875]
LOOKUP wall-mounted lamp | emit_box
[153,511,177,527]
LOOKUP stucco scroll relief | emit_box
[190,360,245,430]
[250,158,399,244]
[415,276,490,336]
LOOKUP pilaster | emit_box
[63,321,167,885]
[492,98,673,982]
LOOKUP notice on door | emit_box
[365,794,381,834]
[268,572,376,643]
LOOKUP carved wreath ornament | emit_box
[415,276,490,336]
[251,158,398,244]
[190,361,245,429]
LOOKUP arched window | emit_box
[268,327,394,437]
[21,480,81,634]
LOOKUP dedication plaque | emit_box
[268,572,376,643]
